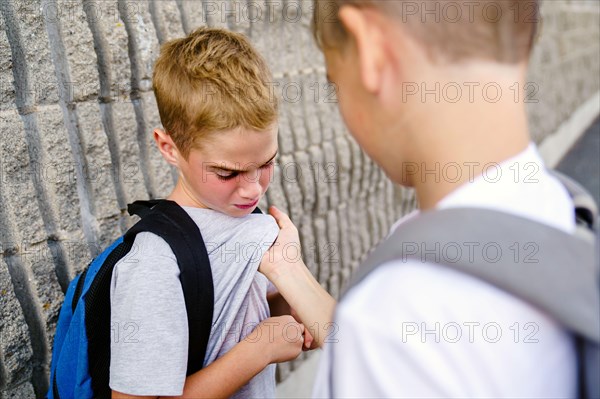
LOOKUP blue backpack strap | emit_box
[123,200,214,376]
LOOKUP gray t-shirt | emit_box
[109,207,279,397]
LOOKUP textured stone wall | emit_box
[527,0,600,142]
[0,0,598,397]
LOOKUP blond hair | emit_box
[153,27,277,158]
[312,0,539,64]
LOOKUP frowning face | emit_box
[174,124,278,217]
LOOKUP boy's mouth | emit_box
[234,199,259,210]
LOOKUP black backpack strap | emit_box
[124,200,214,376]
[127,200,164,219]
[85,200,214,398]
[86,238,139,398]
[252,206,263,214]
[86,200,252,396]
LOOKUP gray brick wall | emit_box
[527,0,600,142]
[0,1,598,396]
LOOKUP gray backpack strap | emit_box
[550,172,600,398]
[345,207,600,342]
[339,172,599,398]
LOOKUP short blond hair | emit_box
[152,27,277,158]
[313,0,539,64]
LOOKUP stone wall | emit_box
[0,1,598,397]
[528,0,600,142]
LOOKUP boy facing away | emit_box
[109,28,310,398]
[258,0,591,397]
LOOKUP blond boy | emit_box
[110,27,309,399]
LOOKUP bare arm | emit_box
[112,315,305,399]
[260,206,336,347]
[112,338,267,399]
[267,290,317,350]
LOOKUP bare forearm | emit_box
[260,206,337,347]
[114,314,305,399]
[268,261,336,347]
[168,340,269,399]
[113,340,268,399]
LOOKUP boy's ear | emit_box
[338,5,386,94]
[153,128,180,166]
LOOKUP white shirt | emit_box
[313,144,578,398]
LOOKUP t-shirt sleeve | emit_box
[109,232,188,396]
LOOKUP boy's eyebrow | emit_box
[208,150,278,173]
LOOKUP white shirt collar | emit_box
[391,143,575,234]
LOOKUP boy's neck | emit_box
[167,179,209,209]
[413,106,529,210]
[388,66,531,210]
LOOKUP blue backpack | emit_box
[47,200,227,398]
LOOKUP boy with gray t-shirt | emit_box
[109,27,311,398]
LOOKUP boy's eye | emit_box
[216,172,238,181]
[215,162,273,181]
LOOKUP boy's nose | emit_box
[238,175,262,200]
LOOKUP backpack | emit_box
[342,171,600,398]
[48,200,237,399]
